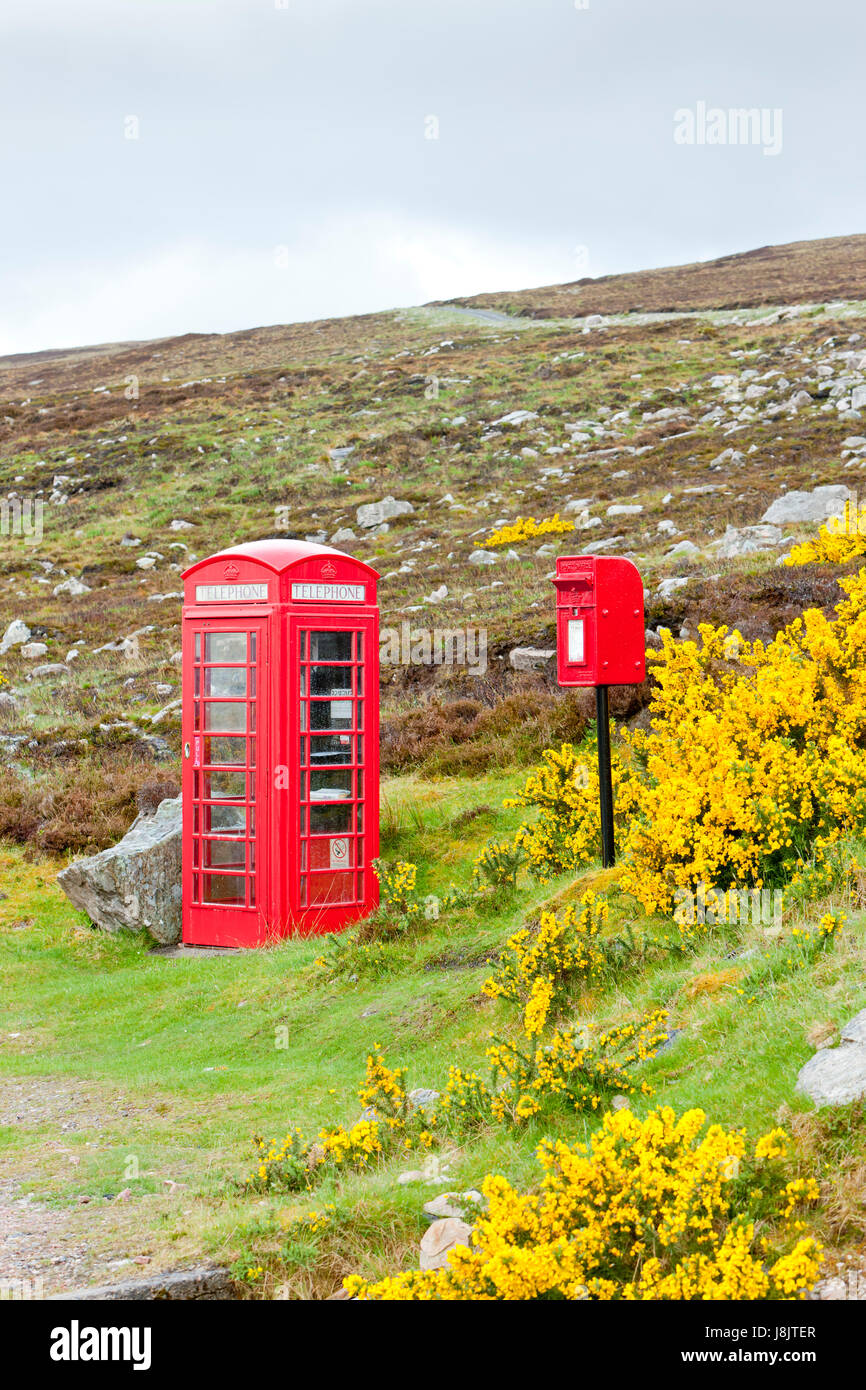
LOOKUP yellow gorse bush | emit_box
[509,570,866,918]
[784,498,866,567]
[346,1107,822,1301]
[483,513,575,548]
[482,892,609,1032]
[245,1047,437,1191]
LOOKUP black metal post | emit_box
[595,684,615,867]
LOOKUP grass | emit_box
[1,767,865,1296]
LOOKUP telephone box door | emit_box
[289,613,379,930]
[182,619,269,947]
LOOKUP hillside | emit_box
[1,235,866,1300]
[438,233,866,318]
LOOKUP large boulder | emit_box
[761,485,849,526]
[356,496,414,529]
[795,1009,866,1107]
[57,796,182,944]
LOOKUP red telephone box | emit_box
[180,539,380,947]
[552,555,645,687]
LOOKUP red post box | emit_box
[180,539,380,947]
[552,555,646,687]
[552,554,645,868]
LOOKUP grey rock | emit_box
[656,577,688,599]
[408,1087,441,1109]
[509,647,555,672]
[328,445,356,465]
[796,1009,866,1106]
[46,1265,234,1301]
[468,549,496,566]
[606,503,643,517]
[0,619,31,654]
[761,485,850,526]
[57,796,182,944]
[841,1009,866,1046]
[423,1190,484,1223]
[491,409,538,427]
[356,496,414,528]
[714,523,783,558]
[419,1217,473,1271]
[20,642,48,659]
[30,663,70,678]
[52,576,91,597]
[330,527,356,544]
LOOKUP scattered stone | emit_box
[408,1088,441,1110]
[57,796,182,944]
[356,496,414,528]
[468,550,496,566]
[52,577,91,597]
[656,577,688,599]
[30,664,70,679]
[46,1266,235,1301]
[796,1009,866,1106]
[20,642,48,659]
[509,647,555,672]
[328,446,356,465]
[330,527,356,544]
[0,619,31,653]
[491,409,538,428]
[714,523,783,558]
[169,519,195,531]
[606,503,643,517]
[761,485,849,525]
[423,1191,484,1223]
[666,540,700,557]
[419,1218,473,1272]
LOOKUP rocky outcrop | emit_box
[795,1009,866,1106]
[57,797,182,944]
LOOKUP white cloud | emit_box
[0,213,573,356]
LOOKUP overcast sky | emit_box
[1,0,863,355]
